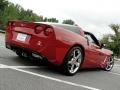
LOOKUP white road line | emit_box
[0,64,100,90]
[0,65,40,68]
[108,72,120,76]
[114,65,120,67]
[114,58,120,62]
[0,45,5,48]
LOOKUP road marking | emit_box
[114,58,120,62]
[0,63,100,90]
[0,65,40,69]
[108,72,120,76]
[0,45,5,48]
[114,65,120,67]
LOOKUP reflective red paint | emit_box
[5,21,114,75]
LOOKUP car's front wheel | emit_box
[104,56,114,71]
[62,46,83,76]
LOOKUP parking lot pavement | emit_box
[115,58,120,62]
[0,33,120,90]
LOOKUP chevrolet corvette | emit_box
[5,21,114,75]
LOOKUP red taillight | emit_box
[35,26,44,34]
[35,25,53,35]
[44,28,53,36]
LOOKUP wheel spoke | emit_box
[73,50,81,62]
[105,57,114,71]
[67,48,82,74]
[110,59,113,64]
[68,60,73,64]
[70,64,75,72]
[75,62,80,67]
[73,50,76,58]
[76,53,81,60]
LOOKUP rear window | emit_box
[53,24,80,34]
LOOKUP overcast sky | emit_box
[8,0,120,39]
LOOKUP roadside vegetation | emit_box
[0,0,75,30]
[101,24,120,58]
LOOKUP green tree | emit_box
[0,1,44,29]
[101,34,115,51]
[109,24,120,57]
[0,0,9,29]
[0,0,9,11]
[48,18,59,23]
[0,3,21,29]
[62,19,75,25]
[43,17,47,22]
[43,17,59,23]
[101,24,120,57]
[0,0,59,30]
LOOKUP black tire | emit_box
[104,56,114,71]
[62,46,83,76]
[16,51,23,58]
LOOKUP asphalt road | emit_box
[0,33,120,90]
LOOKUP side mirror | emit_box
[100,43,106,49]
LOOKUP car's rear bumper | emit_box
[5,42,63,66]
[6,42,45,60]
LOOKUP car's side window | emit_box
[85,34,95,43]
[85,32,100,46]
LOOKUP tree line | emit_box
[0,0,119,57]
[0,0,75,30]
[101,24,120,58]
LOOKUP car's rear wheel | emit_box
[104,56,114,71]
[62,46,83,76]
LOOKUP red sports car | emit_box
[5,21,114,75]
